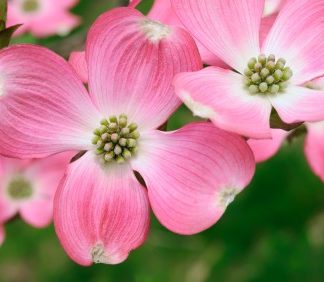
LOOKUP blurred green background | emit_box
[2,0,324,281]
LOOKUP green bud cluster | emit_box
[92,114,140,164]
[22,0,39,12]
[8,177,33,200]
[244,54,293,95]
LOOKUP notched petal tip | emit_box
[216,187,240,209]
[91,242,128,265]
[139,18,172,43]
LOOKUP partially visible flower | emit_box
[69,0,278,81]
[7,0,80,37]
[0,152,74,228]
[0,8,255,265]
[248,76,324,182]
[172,0,324,139]
[0,225,4,246]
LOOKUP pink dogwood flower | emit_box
[69,0,278,81]
[248,76,324,182]
[0,8,255,265]
[0,153,73,229]
[172,0,324,139]
[7,0,80,37]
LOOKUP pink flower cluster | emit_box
[0,0,323,266]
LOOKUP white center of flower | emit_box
[92,114,140,164]
[140,19,171,43]
[7,176,33,200]
[22,0,39,12]
[244,54,293,95]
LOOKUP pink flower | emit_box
[248,76,324,182]
[172,0,324,139]
[7,0,80,37]
[0,152,73,228]
[69,0,277,81]
[0,8,255,265]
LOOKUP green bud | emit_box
[92,135,100,145]
[248,58,257,69]
[270,84,280,94]
[266,75,275,84]
[119,138,127,147]
[258,54,267,65]
[248,85,259,94]
[122,149,132,160]
[100,119,109,126]
[116,156,125,164]
[131,131,140,139]
[121,127,130,136]
[114,145,122,155]
[274,69,283,80]
[251,73,261,83]
[268,54,276,62]
[128,123,138,132]
[109,116,117,123]
[260,68,270,78]
[111,133,119,143]
[259,82,268,93]
[104,152,114,161]
[104,142,113,151]
[244,68,253,76]
[254,62,263,72]
[127,138,137,147]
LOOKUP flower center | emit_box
[22,0,39,12]
[244,54,293,95]
[92,114,140,164]
[7,177,33,200]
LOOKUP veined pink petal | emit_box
[172,0,264,72]
[306,76,324,90]
[269,86,324,124]
[305,122,324,182]
[174,67,272,139]
[132,122,255,235]
[248,129,288,163]
[263,0,324,84]
[19,152,74,227]
[69,51,88,83]
[86,7,201,130]
[54,152,150,266]
[0,225,4,246]
[260,13,277,47]
[0,45,101,159]
[148,0,226,67]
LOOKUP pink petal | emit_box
[0,45,101,158]
[260,13,277,47]
[263,0,324,84]
[148,0,226,67]
[304,122,324,182]
[29,12,80,37]
[174,67,272,138]
[54,152,150,266]
[69,51,88,83]
[132,122,255,235]
[269,86,324,124]
[306,76,324,90]
[86,7,201,130]
[247,129,288,162]
[172,0,264,72]
[19,152,74,228]
[0,225,4,246]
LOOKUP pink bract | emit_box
[69,0,278,81]
[0,152,74,228]
[0,7,255,265]
[172,0,324,138]
[7,0,80,37]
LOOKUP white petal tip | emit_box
[182,93,215,119]
[91,243,128,265]
[139,18,171,43]
[217,187,240,209]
